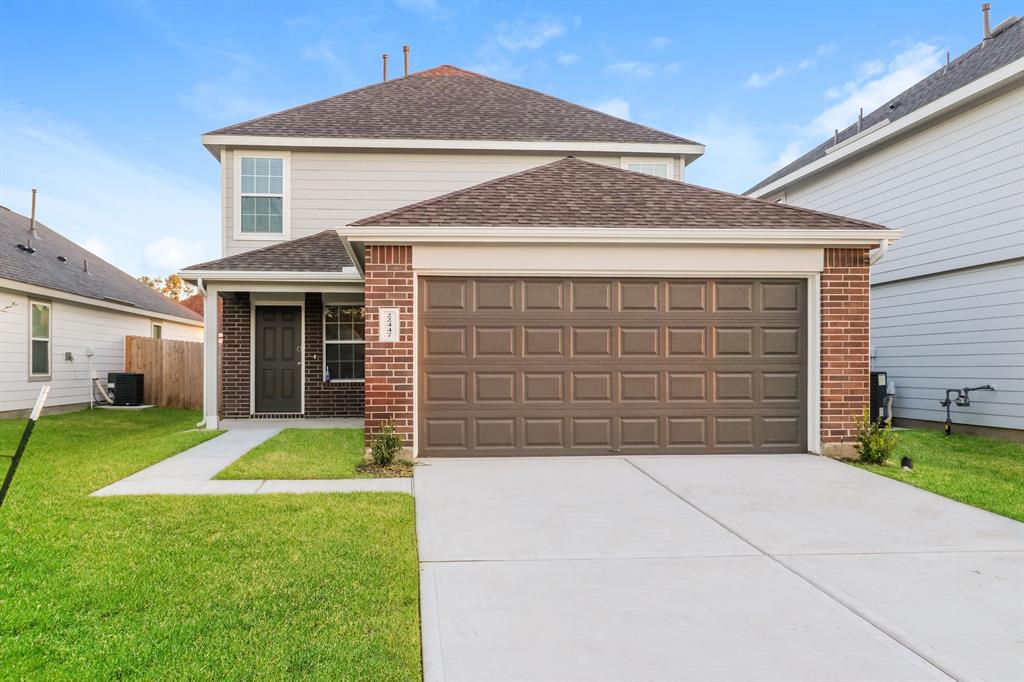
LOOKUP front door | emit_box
[255,306,302,414]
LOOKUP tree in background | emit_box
[138,274,196,301]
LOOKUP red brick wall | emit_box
[304,293,364,418]
[820,247,871,447]
[364,245,414,445]
[220,292,251,418]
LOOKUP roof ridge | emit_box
[350,158,573,226]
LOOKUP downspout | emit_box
[195,277,208,429]
[869,238,889,265]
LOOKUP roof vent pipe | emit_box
[857,108,863,133]
[403,44,409,76]
[83,258,89,274]
[28,188,39,246]
[382,53,389,81]
[982,3,992,40]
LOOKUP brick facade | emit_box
[220,292,251,418]
[304,293,364,418]
[218,291,365,419]
[820,247,871,452]
[363,245,415,445]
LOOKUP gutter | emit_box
[869,238,890,265]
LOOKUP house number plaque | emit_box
[379,308,400,342]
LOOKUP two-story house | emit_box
[746,15,1023,440]
[181,65,896,458]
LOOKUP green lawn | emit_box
[0,409,421,680]
[856,428,1024,522]
[215,428,412,480]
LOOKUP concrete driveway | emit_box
[415,454,1023,682]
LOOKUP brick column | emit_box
[304,293,365,418]
[220,292,251,418]
[364,245,414,448]
[820,247,870,456]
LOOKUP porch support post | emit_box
[202,282,220,429]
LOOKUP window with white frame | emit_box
[240,156,284,234]
[30,301,51,377]
[324,305,365,381]
[627,162,670,178]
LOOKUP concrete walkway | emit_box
[416,454,1023,682]
[91,419,412,496]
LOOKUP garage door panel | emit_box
[419,277,806,456]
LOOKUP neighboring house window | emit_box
[237,154,288,237]
[323,306,365,381]
[30,301,51,377]
[152,322,163,339]
[627,162,669,178]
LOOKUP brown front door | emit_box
[255,306,302,414]
[418,277,807,456]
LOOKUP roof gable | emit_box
[351,157,888,231]
[747,16,1023,194]
[0,206,202,322]
[208,65,696,146]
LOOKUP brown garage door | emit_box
[418,277,806,456]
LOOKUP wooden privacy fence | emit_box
[124,336,203,409]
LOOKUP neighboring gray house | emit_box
[747,15,1023,439]
[0,205,203,417]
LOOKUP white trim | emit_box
[0,278,202,327]
[412,270,419,457]
[807,273,822,454]
[200,282,365,294]
[233,150,291,241]
[251,301,305,415]
[204,134,705,158]
[322,303,366,382]
[620,156,676,180]
[824,119,890,155]
[340,227,898,246]
[28,299,52,379]
[177,269,361,282]
[202,282,220,429]
[747,56,1024,198]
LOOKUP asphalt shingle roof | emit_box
[208,65,697,145]
[351,157,890,231]
[0,205,202,322]
[747,16,1024,194]
[181,230,353,272]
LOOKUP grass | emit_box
[215,428,412,480]
[856,428,1024,522]
[0,409,421,680]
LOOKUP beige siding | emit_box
[784,84,1024,284]
[223,150,652,256]
[0,288,201,414]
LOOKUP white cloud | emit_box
[746,66,786,88]
[83,238,112,262]
[556,52,580,65]
[593,97,631,120]
[144,237,206,272]
[302,38,339,66]
[685,116,778,193]
[0,107,218,277]
[859,59,885,78]
[817,43,838,57]
[494,19,566,51]
[606,61,656,79]
[179,80,273,121]
[663,62,683,75]
[648,36,672,51]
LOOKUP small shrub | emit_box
[370,422,403,467]
[855,409,898,464]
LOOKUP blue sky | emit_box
[0,0,994,277]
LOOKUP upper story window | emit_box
[30,301,51,378]
[151,322,163,339]
[622,157,675,180]
[234,151,290,240]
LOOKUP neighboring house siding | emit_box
[783,85,1023,285]
[0,289,201,415]
[778,84,1024,432]
[872,260,1024,430]
[221,150,645,256]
